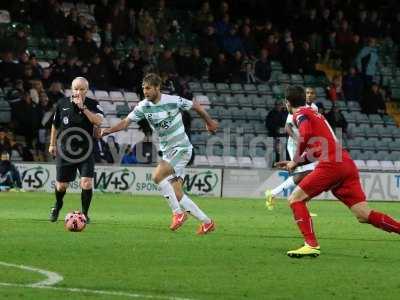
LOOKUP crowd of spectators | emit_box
[0,0,399,163]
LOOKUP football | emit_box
[64,211,87,232]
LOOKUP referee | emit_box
[48,77,104,223]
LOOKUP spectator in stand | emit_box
[0,152,22,190]
[186,47,207,81]
[327,75,344,102]
[137,9,157,44]
[254,49,272,83]
[343,67,363,102]
[230,50,245,83]
[101,22,115,46]
[158,49,177,76]
[336,20,353,52]
[342,34,362,70]
[63,35,78,58]
[355,37,380,86]
[29,55,43,79]
[297,41,317,75]
[11,91,40,149]
[281,41,300,74]
[94,0,110,28]
[361,82,386,115]
[47,82,64,105]
[37,93,55,161]
[241,24,257,59]
[263,34,279,59]
[354,10,368,39]
[193,1,213,34]
[199,25,219,60]
[0,129,11,155]
[209,52,231,83]
[87,55,109,90]
[325,104,348,135]
[50,53,67,83]
[9,25,28,56]
[64,56,81,84]
[265,101,288,137]
[0,52,19,84]
[223,26,244,56]
[77,30,99,62]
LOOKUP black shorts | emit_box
[56,155,95,182]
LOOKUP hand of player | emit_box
[100,128,110,137]
[286,161,298,172]
[206,119,218,134]
[274,160,290,170]
[48,145,56,157]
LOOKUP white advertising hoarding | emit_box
[15,163,222,197]
[222,169,400,201]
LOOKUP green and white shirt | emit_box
[127,94,193,153]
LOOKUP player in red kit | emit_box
[277,86,400,258]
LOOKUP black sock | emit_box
[54,189,66,211]
[81,189,93,216]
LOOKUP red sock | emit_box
[290,201,318,247]
[368,211,400,234]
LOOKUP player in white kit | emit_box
[265,87,318,210]
[102,73,218,234]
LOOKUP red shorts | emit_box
[298,158,366,208]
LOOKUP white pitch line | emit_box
[0,261,63,287]
[0,261,195,300]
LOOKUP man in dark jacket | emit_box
[0,152,22,190]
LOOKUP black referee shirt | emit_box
[53,97,104,162]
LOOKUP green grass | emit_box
[1,192,400,300]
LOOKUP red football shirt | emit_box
[293,107,350,163]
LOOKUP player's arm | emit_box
[49,102,60,156]
[289,115,313,170]
[191,101,218,133]
[101,117,131,136]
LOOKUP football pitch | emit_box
[1,192,400,300]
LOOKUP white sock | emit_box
[271,176,295,197]
[180,194,211,224]
[158,177,182,214]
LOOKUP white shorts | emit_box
[162,147,192,179]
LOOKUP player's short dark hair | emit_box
[285,86,306,108]
[143,73,162,87]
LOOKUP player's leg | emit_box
[152,160,184,214]
[265,139,297,209]
[333,166,400,234]
[265,171,310,210]
[50,164,76,222]
[171,178,215,235]
[152,158,187,230]
[78,157,95,223]
[286,163,342,257]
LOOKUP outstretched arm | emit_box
[101,118,131,136]
[191,101,218,133]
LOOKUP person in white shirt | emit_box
[265,87,318,211]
